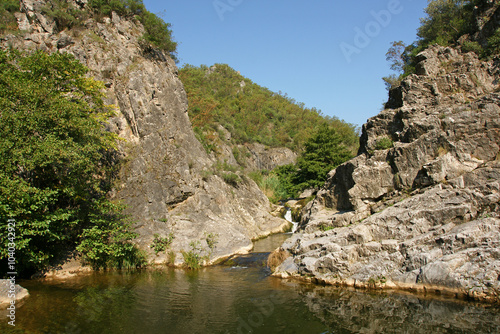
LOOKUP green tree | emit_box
[417,0,474,47]
[0,50,141,276]
[286,124,353,195]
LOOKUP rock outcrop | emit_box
[0,279,29,308]
[273,45,500,303]
[3,0,289,266]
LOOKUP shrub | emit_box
[151,233,175,255]
[374,137,394,150]
[0,0,19,34]
[181,241,205,270]
[221,172,240,187]
[461,40,483,55]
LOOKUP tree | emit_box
[0,50,141,276]
[386,40,407,74]
[417,0,474,47]
[292,124,353,192]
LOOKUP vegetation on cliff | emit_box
[383,0,500,89]
[0,0,178,61]
[0,50,143,276]
[179,64,359,153]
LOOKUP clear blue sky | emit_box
[143,0,428,128]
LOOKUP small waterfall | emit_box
[284,209,299,233]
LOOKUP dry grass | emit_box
[267,248,291,271]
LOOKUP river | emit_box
[2,234,500,334]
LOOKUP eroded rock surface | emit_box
[274,45,500,303]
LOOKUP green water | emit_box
[2,234,500,334]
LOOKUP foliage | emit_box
[39,0,177,61]
[269,125,354,199]
[417,0,475,48]
[181,233,218,269]
[88,0,177,61]
[382,74,402,91]
[204,232,218,255]
[181,241,205,270]
[293,124,353,191]
[384,0,500,85]
[386,41,408,74]
[0,50,139,276]
[221,172,240,187]
[179,64,359,154]
[42,0,89,30]
[486,28,500,56]
[151,232,174,255]
[249,170,289,203]
[374,137,394,150]
[0,0,19,34]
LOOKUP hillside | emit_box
[179,64,359,154]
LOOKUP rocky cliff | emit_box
[3,0,289,266]
[273,45,500,303]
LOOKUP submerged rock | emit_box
[274,45,500,303]
[0,279,29,307]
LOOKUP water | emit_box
[284,209,299,233]
[2,234,500,334]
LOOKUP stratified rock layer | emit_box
[274,45,500,303]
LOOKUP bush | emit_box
[151,233,174,255]
[88,0,177,61]
[181,241,205,270]
[461,40,483,55]
[374,137,394,150]
[0,0,19,34]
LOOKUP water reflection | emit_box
[1,266,499,333]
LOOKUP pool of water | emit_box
[2,234,500,334]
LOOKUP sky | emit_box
[142,0,428,128]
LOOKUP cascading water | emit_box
[284,209,299,233]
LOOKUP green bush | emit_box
[221,172,240,187]
[151,233,175,255]
[486,28,500,56]
[42,0,88,30]
[461,40,483,55]
[87,0,177,61]
[181,241,205,270]
[374,137,394,150]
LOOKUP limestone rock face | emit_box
[274,45,500,303]
[4,0,288,265]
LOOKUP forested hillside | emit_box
[179,64,359,153]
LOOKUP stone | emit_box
[0,280,29,307]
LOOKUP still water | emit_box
[2,234,500,334]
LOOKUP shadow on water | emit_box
[1,233,499,333]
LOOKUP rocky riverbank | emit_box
[272,44,500,303]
